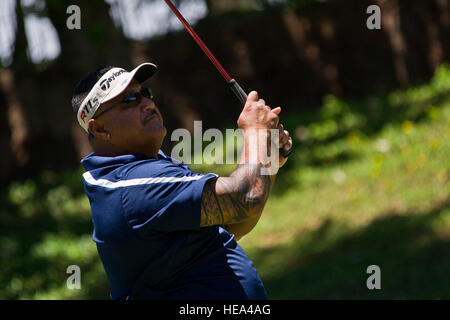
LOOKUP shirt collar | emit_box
[81,150,168,171]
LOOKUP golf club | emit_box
[164,0,293,158]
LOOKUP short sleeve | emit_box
[121,160,217,234]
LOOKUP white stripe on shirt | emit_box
[82,171,213,189]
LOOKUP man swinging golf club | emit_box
[72,62,292,300]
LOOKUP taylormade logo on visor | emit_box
[99,69,126,91]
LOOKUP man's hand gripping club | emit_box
[200,91,292,240]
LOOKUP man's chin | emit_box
[154,126,167,147]
[155,125,167,139]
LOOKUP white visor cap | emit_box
[77,63,157,133]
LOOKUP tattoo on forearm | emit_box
[200,164,273,227]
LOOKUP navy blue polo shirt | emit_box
[81,150,267,300]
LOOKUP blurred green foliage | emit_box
[0,64,449,299]
[0,169,109,299]
[239,65,450,299]
[280,64,450,169]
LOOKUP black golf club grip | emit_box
[229,79,248,105]
[229,79,294,158]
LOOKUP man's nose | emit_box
[141,98,155,112]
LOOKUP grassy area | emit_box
[196,65,450,299]
[242,101,450,299]
[0,65,449,299]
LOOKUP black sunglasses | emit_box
[93,87,154,119]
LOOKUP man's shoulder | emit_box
[81,152,218,192]
[123,156,196,180]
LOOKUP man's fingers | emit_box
[277,126,288,138]
[272,107,281,115]
[246,91,258,104]
[279,130,289,143]
[277,127,292,149]
[284,137,293,151]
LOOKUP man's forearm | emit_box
[222,129,277,239]
[200,92,290,237]
[200,129,277,229]
[237,128,277,212]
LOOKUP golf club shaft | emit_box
[164,0,231,83]
[164,0,293,158]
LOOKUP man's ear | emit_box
[88,119,110,141]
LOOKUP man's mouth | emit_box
[144,112,160,124]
